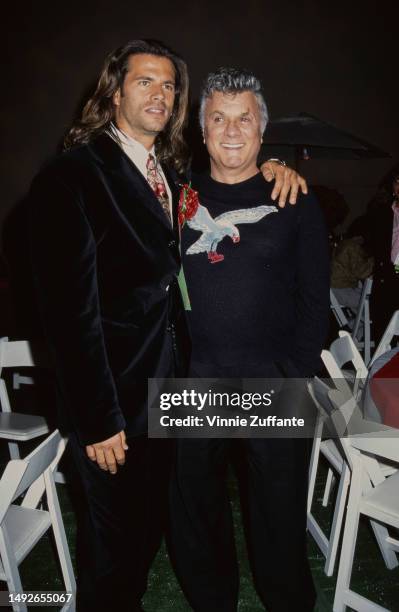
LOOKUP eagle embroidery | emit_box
[186,204,278,263]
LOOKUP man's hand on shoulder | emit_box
[260,160,308,207]
[85,430,128,474]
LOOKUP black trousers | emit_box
[68,432,173,611]
[168,437,316,612]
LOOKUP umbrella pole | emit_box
[294,146,301,171]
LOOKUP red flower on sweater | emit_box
[178,183,199,227]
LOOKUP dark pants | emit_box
[68,432,173,611]
[168,437,315,612]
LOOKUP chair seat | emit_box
[322,438,395,478]
[0,505,51,574]
[0,413,49,441]
[362,471,399,528]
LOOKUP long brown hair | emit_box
[64,39,190,173]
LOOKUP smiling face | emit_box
[203,90,262,184]
[113,53,176,150]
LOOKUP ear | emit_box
[113,88,121,107]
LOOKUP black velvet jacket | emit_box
[28,134,190,445]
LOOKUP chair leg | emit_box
[323,468,335,507]
[307,423,323,514]
[333,461,362,612]
[7,442,21,461]
[364,300,371,365]
[0,529,27,612]
[44,472,76,603]
[324,463,350,577]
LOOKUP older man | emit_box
[169,68,330,612]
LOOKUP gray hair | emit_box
[199,67,269,134]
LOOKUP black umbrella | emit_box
[261,113,390,165]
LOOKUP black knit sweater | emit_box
[181,171,330,377]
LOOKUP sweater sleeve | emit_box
[291,192,330,376]
[28,166,126,446]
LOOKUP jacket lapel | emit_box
[162,164,181,242]
[88,134,175,234]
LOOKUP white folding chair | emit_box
[369,309,399,368]
[0,339,49,461]
[0,338,65,484]
[308,378,397,577]
[0,430,76,611]
[351,277,374,365]
[307,378,355,576]
[329,390,399,612]
[320,332,368,512]
[322,331,369,402]
[321,333,395,507]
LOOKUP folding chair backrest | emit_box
[0,430,62,523]
[369,309,399,367]
[0,340,35,375]
[330,332,368,376]
[0,339,36,409]
[322,331,368,397]
[0,340,35,413]
[307,377,334,420]
[309,375,359,422]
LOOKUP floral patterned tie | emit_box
[146,153,171,223]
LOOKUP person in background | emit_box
[330,217,374,328]
[366,169,399,343]
[391,174,399,272]
[311,184,349,252]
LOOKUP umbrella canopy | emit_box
[262,113,390,161]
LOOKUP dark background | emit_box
[1,0,398,236]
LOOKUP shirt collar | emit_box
[109,123,156,161]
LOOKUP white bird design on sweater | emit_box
[186,203,278,263]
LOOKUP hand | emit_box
[260,161,308,207]
[85,430,128,474]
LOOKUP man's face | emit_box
[113,53,176,148]
[203,91,262,180]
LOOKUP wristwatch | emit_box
[267,158,287,167]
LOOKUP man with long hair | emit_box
[28,40,307,610]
